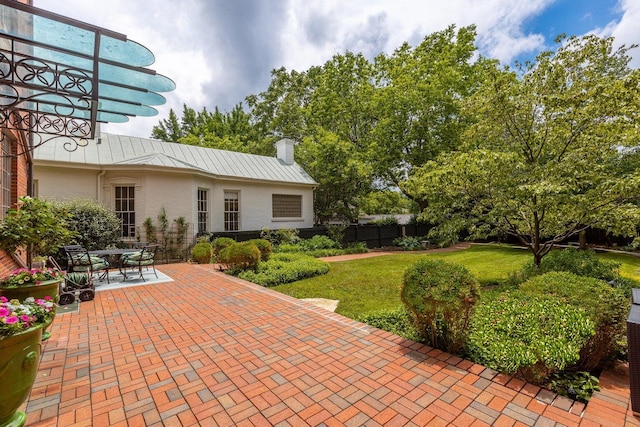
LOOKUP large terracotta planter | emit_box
[0,326,43,427]
[0,279,61,341]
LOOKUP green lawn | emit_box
[272,244,640,319]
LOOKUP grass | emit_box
[598,251,640,282]
[272,244,640,319]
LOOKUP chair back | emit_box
[66,247,109,273]
[141,244,158,260]
[66,247,88,271]
[130,242,149,249]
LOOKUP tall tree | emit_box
[370,25,486,208]
[151,104,272,154]
[247,53,377,222]
[296,130,372,224]
[404,34,640,265]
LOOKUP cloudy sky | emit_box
[34,0,639,139]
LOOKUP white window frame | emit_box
[197,188,209,234]
[224,190,240,231]
[114,185,136,238]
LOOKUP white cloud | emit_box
[611,0,640,68]
[32,0,637,138]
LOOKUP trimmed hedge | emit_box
[401,259,480,354]
[246,239,273,262]
[237,252,329,287]
[212,237,235,260]
[466,292,595,384]
[519,271,629,371]
[191,241,212,264]
[219,242,261,271]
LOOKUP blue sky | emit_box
[34,0,640,138]
[526,0,621,38]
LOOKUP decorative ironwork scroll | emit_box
[0,0,175,156]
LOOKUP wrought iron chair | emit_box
[65,247,110,284]
[120,244,158,281]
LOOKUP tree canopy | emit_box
[404,34,640,265]
[151,103,273,155]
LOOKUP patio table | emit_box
[88,248,137,280]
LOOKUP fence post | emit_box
[627,288,640,412]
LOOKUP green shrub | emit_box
[401,259,480,354]
[275,240,367,257]
[358,307,422,342]
[56,198,121,251]
[219,242,261,272]
[343,242,368,254]
[260,227,300,245]
[466,292,595,384]
[274,243,302,253]
[246,239,273,261]
[393,236,424,251]
[191,241,213,264]
[368,216,399,226]
[237,252,329,286]
[519,271,629,371]
[325,223,348,247]
[211,237,235,260]
[515,248,620,284]
[300,235,340,251]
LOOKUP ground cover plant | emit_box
[238,252,329,287]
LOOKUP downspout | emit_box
[97,170,106,202]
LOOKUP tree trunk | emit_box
[579,230,587,249]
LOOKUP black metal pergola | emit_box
[0,0,175,154]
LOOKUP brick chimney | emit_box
[275,138,295,165]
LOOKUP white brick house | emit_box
[33,133,317,241]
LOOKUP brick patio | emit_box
[22,263,640,426]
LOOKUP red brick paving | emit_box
[21,262,639,426]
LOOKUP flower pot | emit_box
[0,279,62,341]
[0,326,43,427]
[0,278,62,303]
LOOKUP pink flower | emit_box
[0,307,8,316]
[4,315,18,324]
[44,296,52,301]
[0,296,7,302]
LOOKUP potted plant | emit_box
[0,267,65,341]
[0,296,54,427]
[0,196,77,269]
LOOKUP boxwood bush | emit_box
[237,252,329,287]
[246,239,273,262]
[519,271,629,371]
[191,241,212,264]
[219,241,261,272]
[212,237,235,261]
[401,259,480,354]
[466,292,595,384]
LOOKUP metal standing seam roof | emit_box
[33,133,318,186]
